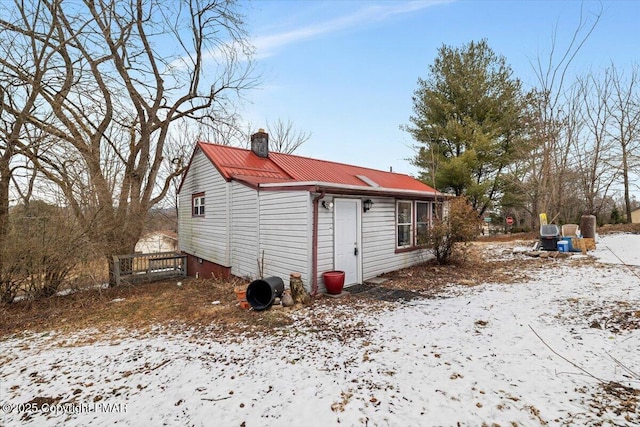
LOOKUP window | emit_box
[416,202,430,246]
[396,200,443,250]
[396,201,413,248]
[192,193,205,217]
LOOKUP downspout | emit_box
[311,189,325,297]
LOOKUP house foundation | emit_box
[185,253,231,279]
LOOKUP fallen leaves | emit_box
[331,391,353,412]
[561,299,640,333]
[585,381,640,423]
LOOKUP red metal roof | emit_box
[196,142,438,194]
[197,143,291,181]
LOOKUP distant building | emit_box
[631,207,640,224]
[135,231,178,253]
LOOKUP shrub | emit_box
[1,201,85,303]
[428,197,482,264]
[0,268,23,305]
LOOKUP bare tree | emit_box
[554,82,585,221]
[510,89,566,227]
[0,54,49,299]
[0,0,257,284]
[236,118,311,154]
[572,70,618,216]
[264,118,311,154]
[0,83,19,301]
[0,86,14,285]
[608,63,640,223]
[515,3,601,228]
[160,120,201,229]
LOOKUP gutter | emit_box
[311,189,325,297]
[258,180,447,198]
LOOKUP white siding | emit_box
[316,195,433,288]
[231,182,259,279]
[362,197,432,279]
[258,191,311,288]
[178,149,230,266]
[179,152,433,288]
[315,195,335,293]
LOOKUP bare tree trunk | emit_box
[290,273,311,305]
[0,0,257,286]
[0,162,9,274]
[622,150,632,222]
[609,64,640,223]
[571,71,618,218]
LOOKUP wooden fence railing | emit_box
[112,252,186,286]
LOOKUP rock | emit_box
[282,291,294,307]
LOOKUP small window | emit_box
[396,201,413,248]
[416,202,430,246]
[192,193,205,217]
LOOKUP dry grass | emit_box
[599,223,640,235]
[478,223,640,242]
[479,231,538,242]
[0,233,596,340]
[373,241,538,293]
[0,276,295,339]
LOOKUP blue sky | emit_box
[238,0,639,181]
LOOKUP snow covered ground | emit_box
[593,233,640,267]
[1,234,639,426]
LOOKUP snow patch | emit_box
[1,234,639,426]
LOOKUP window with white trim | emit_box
[396,201,413,248]
[396,200,444,249]
[192,193,205,217]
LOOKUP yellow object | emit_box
[539,213,548,226]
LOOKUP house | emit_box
[177,130,445,294]
[631,207,640,224]
[135,231,178,254]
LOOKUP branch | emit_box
[528,324,604,383]
[605,350,640,381]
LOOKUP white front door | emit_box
[334,199,361,286]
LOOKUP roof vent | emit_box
[251,129,269,158]
[356,175,380,187]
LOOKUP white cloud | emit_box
[252,0,453,58]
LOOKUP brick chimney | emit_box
[251,128,269,158]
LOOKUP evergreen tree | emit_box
[404,40,528,214]
[610,204,621,224]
